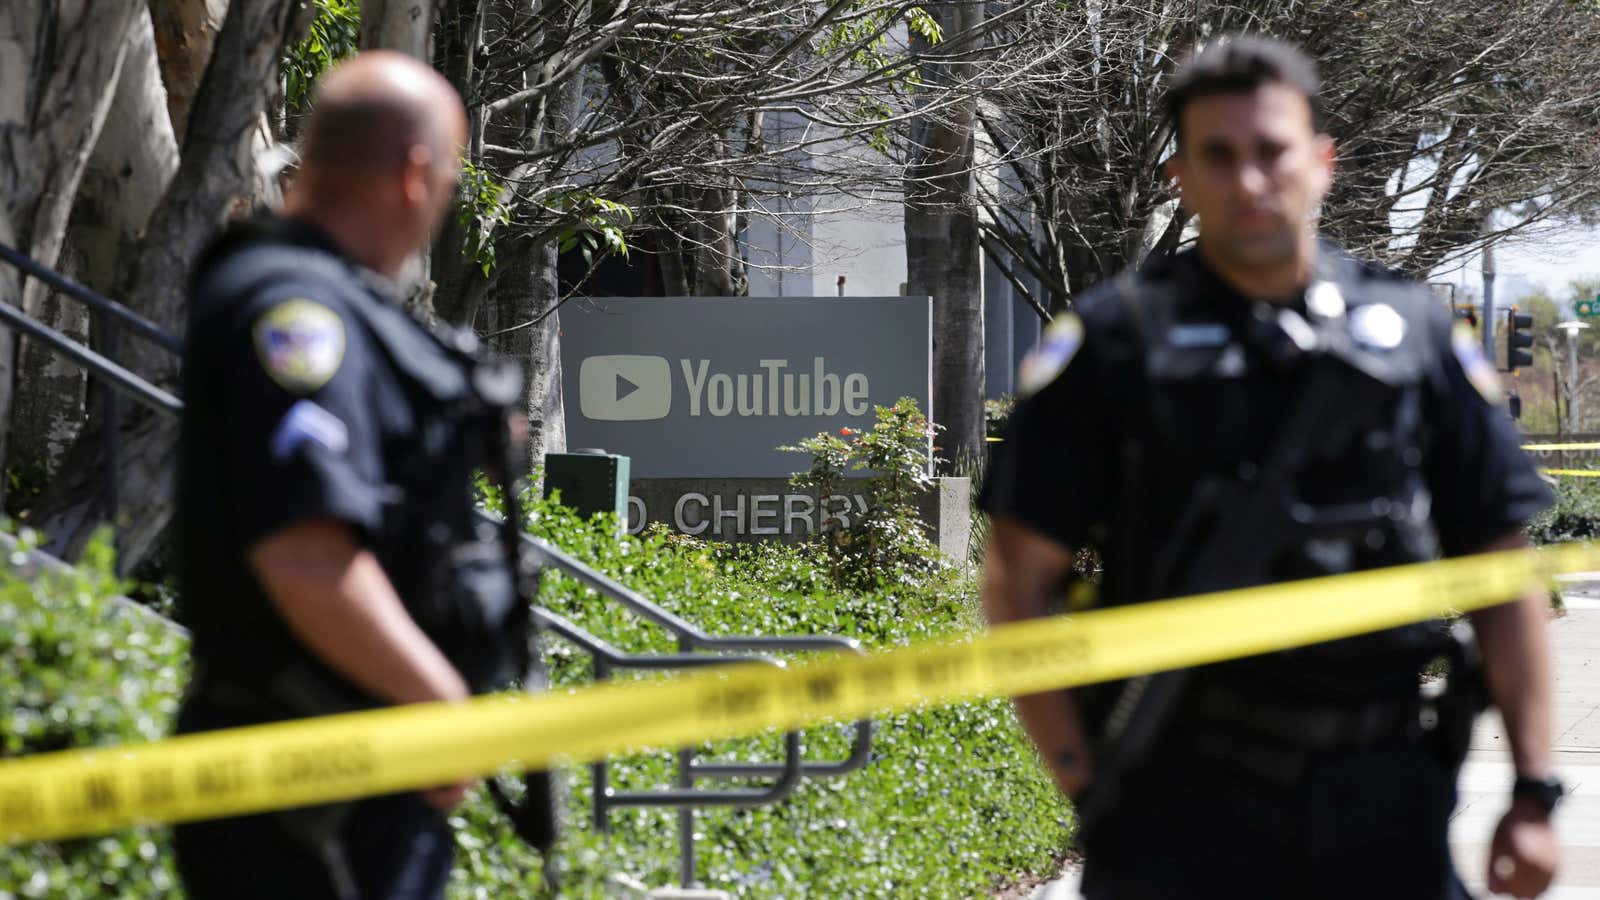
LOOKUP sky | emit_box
[1433,222,1600,312]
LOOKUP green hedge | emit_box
[0,502,1071,898]
[1526,477,1600,545]
[1,531,188,898]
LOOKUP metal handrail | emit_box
[0,301,181,415]
[532,607,807,809]
[0,242,182,355]
[519,526,873,774]
[0,243,183,533]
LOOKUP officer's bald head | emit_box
[300,51,465,177]
[286,52,467,276]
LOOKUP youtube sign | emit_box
[561,297,931,477]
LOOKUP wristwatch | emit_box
[1512,774,1566,815]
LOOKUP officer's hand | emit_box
[1053,749,1093,802]
[1487,800,1559,898]
[421,780,475,812]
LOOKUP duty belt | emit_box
[1181,679,1422,750]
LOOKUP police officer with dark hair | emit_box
[982,36,1561,899]
[172,51,528,900]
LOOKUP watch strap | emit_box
[1512,774,1566,814]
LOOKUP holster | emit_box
[1421,622,1487,774]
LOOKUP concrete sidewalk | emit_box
[1452,595,1600,899]
[1029,595,1600,900]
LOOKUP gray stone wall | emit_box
[627,476,972,561]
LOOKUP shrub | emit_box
[1525,478,1600,545]
[781,397,949,590]
[0,529,189,898]
[984,395,1015,442]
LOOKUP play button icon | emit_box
[579,355,673,421]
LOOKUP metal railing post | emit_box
[593,655,612,833]
[678,631,697,889]
[98,312,121,538]
[678,749,696,888]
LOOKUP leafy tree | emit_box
[976,0,1600,314]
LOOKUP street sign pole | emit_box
[1558,320,1591,428]
[1482,232,1497,359]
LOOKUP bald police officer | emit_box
[173,52,522,900]
[981,38,1560,900]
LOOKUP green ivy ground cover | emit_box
[0,505,1072,899]
[1527,476,1600,546]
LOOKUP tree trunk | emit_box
[364,0,438,314]
[904,2,985,472]
[31,0,312,566]
[481,0,567,466]
[72,7,183,299]
[489,238,566,469]
[0,1,145,509]
[430,215,489,326]
[362,0,436,59]
[9,7,183,511]
[5,244,89,518]
[692,132,740,297]
[148,0,228,143]
[655,192,691,297]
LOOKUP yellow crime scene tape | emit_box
[4,541,1600,846]
[1524,442,1600,452]
[1520,443,1600,477]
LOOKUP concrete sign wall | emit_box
[624,477,973,561]
[560,297,932,477]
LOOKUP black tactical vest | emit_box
[1098,249,1447,703]
[340,276,523,694]
[178,227,522,713]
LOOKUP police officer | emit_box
[981,37,1561,900]
[172,52,524,900]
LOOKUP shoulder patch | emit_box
[1018,312,1084,396]
[269,399,350,463]
[253,299,346,394]
[1451,322,1503,404]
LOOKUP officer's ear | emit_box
[401,143,436,208]
[1163,153,1185,199]
[1312,133,1336,197]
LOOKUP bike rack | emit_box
[3,245,876,890]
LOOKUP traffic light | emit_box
[1506,306,1534,371]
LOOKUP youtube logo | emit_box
[579,355,673,421]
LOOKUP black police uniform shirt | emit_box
[981,245,1552,703]
[176,217,510,710]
